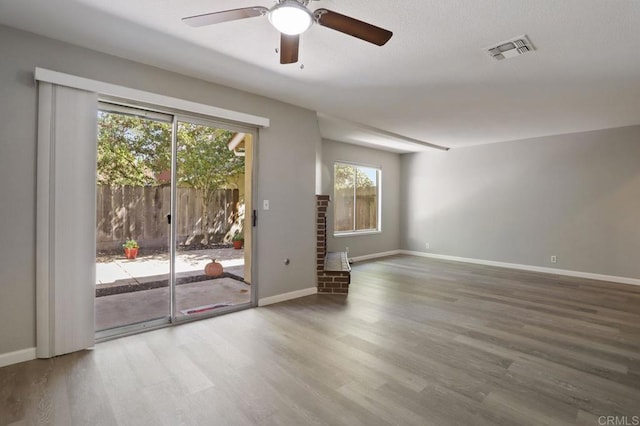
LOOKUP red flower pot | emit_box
[124,247,139,259]
[233,240,243,250]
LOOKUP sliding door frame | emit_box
[95,99,259,341]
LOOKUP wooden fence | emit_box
[96,185,239,251]
[333,187,378,232]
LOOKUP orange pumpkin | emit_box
[204,260,223,277]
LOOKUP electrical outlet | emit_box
[425,243,430,249]
[550,255,557,264]
[263,200,269,210]
[345,246,349,253]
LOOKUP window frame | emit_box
[332,161,382,237]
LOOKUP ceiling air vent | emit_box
[486,35,535,61]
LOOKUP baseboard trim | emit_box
[400,250,640,287]
[0,347,37,368]
[350,250,402,263]
[258,287,318,307]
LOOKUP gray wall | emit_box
[401,125,640,279]
[0,25,320,355]
[322,139,401,258]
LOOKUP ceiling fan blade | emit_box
[314,9,392,46]
[182,7,268,27]
[280,34,300,64]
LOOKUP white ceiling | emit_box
[1,0,640,152]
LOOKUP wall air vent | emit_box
[486,35,535,61]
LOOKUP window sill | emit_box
[333,230,381,238]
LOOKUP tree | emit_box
[176,123,244,244]
[96,112,171,185]
[334,164,374,190]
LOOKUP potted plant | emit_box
[232,233,244,250]
[122,239,139,259]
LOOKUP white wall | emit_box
[401,125,640,279]
[0,25,320,355]
[321,139,401,258]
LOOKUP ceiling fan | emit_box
[182,0,393,64]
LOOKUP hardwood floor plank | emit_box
[94,340,163,426]
[120,337,172,388]
[482,390,577,426]
[575,409,601,425]
[518,325,640,366]
[378,381,513,426]
[62,351,118,426]
[337,381,426,426]
[507,357,638,417]
[0,363,23,424]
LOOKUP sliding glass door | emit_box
[173,118,252,319]
[95,103,254,338]
[94,104,172,333]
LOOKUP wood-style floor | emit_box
[2,255,640,425]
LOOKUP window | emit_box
[333,162,381,235]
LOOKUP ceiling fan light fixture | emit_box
[269,0,313,35]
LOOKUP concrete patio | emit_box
[96,247,246,286]
[95,247,250,331]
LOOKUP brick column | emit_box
[316,195,351,294]
[316,195,329,272]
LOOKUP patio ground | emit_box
[95,247,250,331]
[96,247,246,286]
